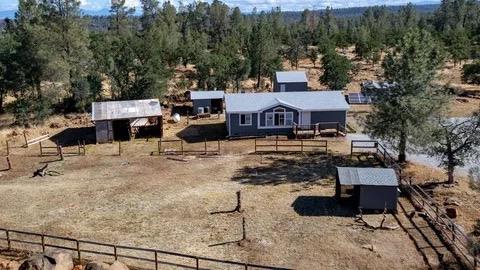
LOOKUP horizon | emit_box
[0,0,441,18]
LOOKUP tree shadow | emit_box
[176,123,227,143]
[49,127,96,146]
[291,196,356,217]
[171,104,192,116]
[231,154,382,186]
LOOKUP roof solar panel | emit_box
[348,93,374,104]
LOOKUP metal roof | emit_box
[224,91,350,113]
[190,90,225,100]
[275,71,308,83]
[337,167,398,186]
[92,99,162,122]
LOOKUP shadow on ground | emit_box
[49,127,96,146]
[176,123,227,143]
[291,196,356,217]
[231,154,382,186]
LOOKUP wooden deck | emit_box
[293,122,346,139]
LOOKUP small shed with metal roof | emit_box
[189,90,225,115]
[335,167,398,211]
[273,71,308,92]
[92,99,163,143]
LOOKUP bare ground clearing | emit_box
[0,140,432,269]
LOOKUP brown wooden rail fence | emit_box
[350,140,480,269]
[152,139,220,156]
[0,228,291,270]
[254,137,328,154]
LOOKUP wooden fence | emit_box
[0,228,290,270]
[153,139,220,156]
[350,140,479,269]
[39,141,86,158]
[254,138,328,154]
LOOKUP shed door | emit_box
[280,84,286,92]
[300,111,311,126]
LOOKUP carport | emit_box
[335,167,398,211]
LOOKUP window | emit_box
[239,114,252,126]
[264,107,294,127]
[280,84,286,92]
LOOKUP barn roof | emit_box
[190,90,225,100]
[336,167,398,186]
[275,71,308,83]
[92,99,162,122]
[224,91,349,113]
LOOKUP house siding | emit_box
[310,111,347,128]
[359,186,398,211]
[273,81,308,92]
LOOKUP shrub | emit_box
[462,62,480,84]
[469,166,480,190]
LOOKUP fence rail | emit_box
[350,140,479,269]
[152,139,220,156]
[0,228,290,270]
[254,137,327,154]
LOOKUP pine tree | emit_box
[320,49,352,90]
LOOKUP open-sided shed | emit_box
[92,99,163,143]
[189,90,225,115]
[335,167,398,211]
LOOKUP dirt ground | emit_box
[0,133,435,270]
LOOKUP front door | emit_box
[300,111,311,126]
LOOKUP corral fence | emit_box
[152,139,221,156]
[0,228,290,270]
[350,140,480,269]
[254,137,328,154]
[39,140,86,158]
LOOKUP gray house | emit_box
[273,71,308,92]
[335,167,398,211]
[224,91,349,137]
[189,90,225,114]
[92,99,163,143]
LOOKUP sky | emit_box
[0,0,440,13]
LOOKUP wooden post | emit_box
[235,191,242,212]
[254,139,257,153]
[217,111,220,119]
[180,140,184,155]
[186,112,189,125]
[23,131,28,148]
[59,146,64,161]
[244,264,248,270]
[6,140,9,156]
[275,136,278,152]
[350,141,353,156]
[217,139,220,154]
[195,257,199,270]
[242,217,246,241]
[154,251,158,270]
[204,138,207,155]
[6,230,11,250]
[113,245,118,260]
[6,156,11,170]
[452,225,455,243]
[41,234,45,252]
[39,141,43,156]
[77,140,81,156]
[158,140,162,155]
[118,141,121,156]
[336,123,339,137]
[76,240,81,261]
[301,140,304,153]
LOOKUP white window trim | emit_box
[239,113,252,126]
[260,108,294,129]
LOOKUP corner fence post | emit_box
[154,251,158,270]
[6,156,11,170]
[6,140,9,156]
[195,257,199,270]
